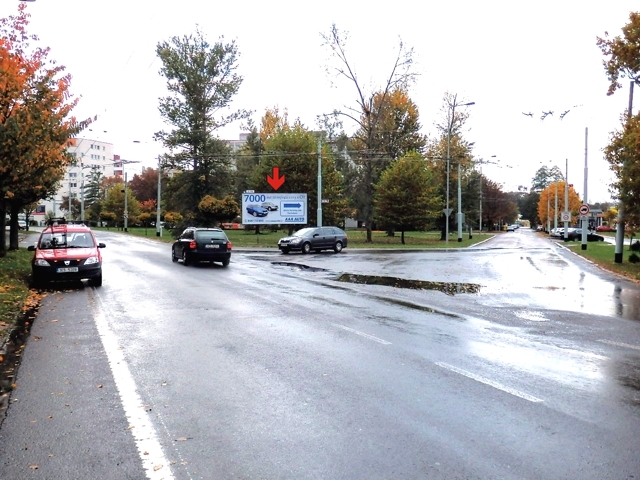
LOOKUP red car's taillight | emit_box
[189,240,197,249]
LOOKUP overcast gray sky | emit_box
[3,1,638,203]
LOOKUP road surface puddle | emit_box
[336,273,481,296]
[271,262,328,272]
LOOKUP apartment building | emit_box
[34,138,118,225]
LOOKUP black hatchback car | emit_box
[172,227,232,267]
[278,226,348,254]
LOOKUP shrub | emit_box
[629,253,640,264]
[630,240,640,252]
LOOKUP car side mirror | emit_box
[27,245,36,251]
[98,243,106,248]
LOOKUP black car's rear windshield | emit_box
[196,231,228,242]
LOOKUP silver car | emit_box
[278,226,348,254]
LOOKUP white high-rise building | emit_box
[34,138,118,225]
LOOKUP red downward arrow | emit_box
[266,167,285,190]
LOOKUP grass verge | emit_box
[0,249,38,343]
[563,240,640,282]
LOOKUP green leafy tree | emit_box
[374,152,440,244]
[530,165,565,192]
[233,121,262,198]
[101,183,141,228]
[249,120,347,228]
[154,28,249,219]
[100,211,116,228]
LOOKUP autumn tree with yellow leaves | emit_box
[0,4,93,254]
[537,182,582,227]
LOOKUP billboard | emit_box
[241,193,307,225]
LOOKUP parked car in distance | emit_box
[566,229,605,242]
[246,205,268,217]
[261,202,278,211]
[596,225,615,232]
[18,220,27,230]
[28,217,105,287]
[172,227,232,267]
[550,227,563,237]
[278,226,348,254]
[507,224,517,232]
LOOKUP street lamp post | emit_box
[124,171,128,232]
[445,96,475,244]
[156,157,162,237]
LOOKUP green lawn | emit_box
[94,226,495,249]
[563,240,640,281]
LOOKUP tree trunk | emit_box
[0,207,6,257]
[9,204,20,250]
[366,225,372,242]
[401,229,405,245]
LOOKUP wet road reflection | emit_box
[266,241,640,321]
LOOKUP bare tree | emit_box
[321,24,417,242]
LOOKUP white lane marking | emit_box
[332,323,392,345]
[94,301,175,480]
[599,339,640,351]
[436,362,543,403]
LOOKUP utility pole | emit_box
[124,171,128,232]
[479,166,483,232]
[581,128,588,250]
[80,171,85,222]
[563,159,569,241]
[68,174,72,220]
[547,192,551,234]
[317,138,322,227]
[457,161,463,242]
[554,183,558,231]
[615,81,634,263]
[156,157,162,237]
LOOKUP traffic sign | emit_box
[443,208,453,217]
[560,211,571,222]
[579,204,590,215]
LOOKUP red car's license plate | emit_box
[57,267,78,273]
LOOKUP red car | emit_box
[28,218,105,287]
[596,225,615,232]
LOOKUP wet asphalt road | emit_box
[1,228,640,479]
